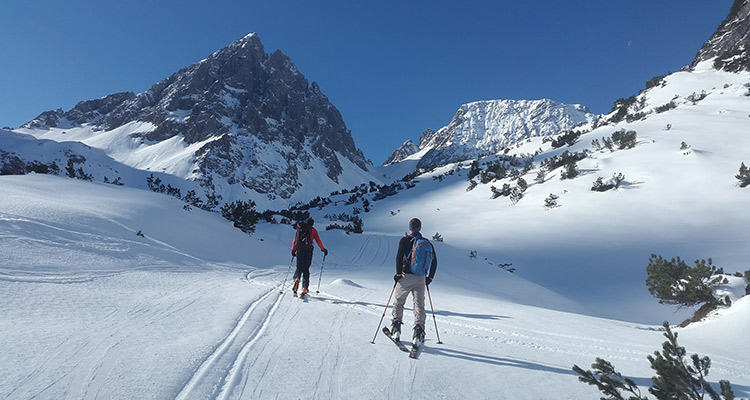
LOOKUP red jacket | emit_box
[292,227,325,252]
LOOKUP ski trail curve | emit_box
[348,234,392,268]
[349,235,373,266]
[215,289,285,400]
[174,287,283,400]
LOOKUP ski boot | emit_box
[390,320,402,341]
[292,278,300,295]
[413,324,425,347]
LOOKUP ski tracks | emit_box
[349,234,391,267]
[175,287,284,400]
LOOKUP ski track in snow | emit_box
[348,234,390,267]
[174,282,283,400]
[3,245,749,398]
[217,271,750,399]
[2,216,748,398]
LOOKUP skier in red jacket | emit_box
[291,218,328,295]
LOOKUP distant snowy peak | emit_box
[22,92,137,130]
[414,99,596,169]
[19,33,372,206]
[692,0,750,72]
[383,137,421,166]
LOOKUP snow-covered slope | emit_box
[1,174,747,399]
[364,61,750,325]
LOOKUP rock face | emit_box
[409,99,595,169]
[383,138,421,166]
[691,0,750,72]
[22,33,370,202]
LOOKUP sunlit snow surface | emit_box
[1,63,749,398]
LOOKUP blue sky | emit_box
[0,1,732,164]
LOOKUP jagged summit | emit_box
[19,33,372,207]
[400,99,596,169]
[691,0,750,72]
[383,138,420,166]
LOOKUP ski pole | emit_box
[370,281,398,344]
[315,254,326,293]
[280,255,295,294]
[426,285,443,344]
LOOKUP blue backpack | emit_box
[409,236,434,276]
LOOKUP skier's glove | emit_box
[323,248,328,256]
[425,277,432,286]
[292,250,297,257]
[393,274,403,283]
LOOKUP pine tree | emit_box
[591,138,603,151]
[544,193,559,209]
[573,322,739,400]
[65,159,76,178]
[467,160,480,181]
[510,188,523,204]
[489,185,502,199]
[736,162,750,187]
[645,255,721,309]
[613,172,625,189]
[220,200,258,233]
[560,162,579,180]
[516,177,528,192]
[611,129,637,150]
[647,323,728,400]
[592,177,614,192]
[534,169,546,184]
[572,358,647,400]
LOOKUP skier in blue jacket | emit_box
[390,218,437,346]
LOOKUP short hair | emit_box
[409,218,422,231]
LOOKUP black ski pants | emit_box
[293,250,313,289]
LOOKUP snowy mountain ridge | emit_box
[14,33,375,210]
[385,98,596,168]
[691,0,750,72]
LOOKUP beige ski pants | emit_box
[391,273,426,327]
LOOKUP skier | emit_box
[390,218,437,347]
[291,217,328,295]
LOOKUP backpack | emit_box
[295,221,314,252]
[408,236,433,276]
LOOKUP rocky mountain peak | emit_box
[20,33,371,206]
[691,0,750,72]
[410,99,595,169]
[383,139,420,166]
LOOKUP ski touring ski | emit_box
[409,342,422,359]
[382,327,409,352]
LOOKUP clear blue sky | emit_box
[0,1,732,164]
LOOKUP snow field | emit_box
[1,174,748,399]
[2,63,750,398]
